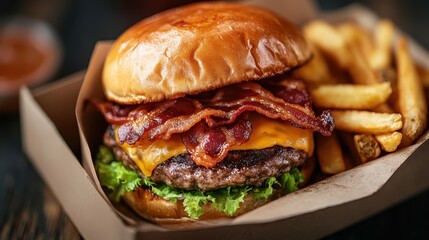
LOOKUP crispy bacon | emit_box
[92,101,135,124]
[94,78,334,168]
[199,81,333,135]
[182,116,252,168]
[117,98,200,144]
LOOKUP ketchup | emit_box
[0,18,60,100]
[0,34,45,82]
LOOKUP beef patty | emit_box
[103,127,307,191]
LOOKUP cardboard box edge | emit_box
[20,82,136,240]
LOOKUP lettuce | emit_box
[95,146,304,219]
[251,168,303,201]
[95,146,142,202]
[209,186,251,216]
[182,191,215,219]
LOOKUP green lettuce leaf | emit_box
[210,186,251,216]
[150,184,183,203]
[251,168,304,201]
[95,146,304,219]
[252,176,278,201]
[183,191,215,219]
[95,146,142,202]
[279,168,304,193]
[97,145,115,164]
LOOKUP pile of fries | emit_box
[293,19,428,177]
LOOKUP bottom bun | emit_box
[123,187,282,226]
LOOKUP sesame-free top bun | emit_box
[103,2,311,105]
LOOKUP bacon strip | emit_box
[91,101,135,124]
[94,78,334,168]
[199,81,333,135]
[117,98,199,143]
[182,116,252,168]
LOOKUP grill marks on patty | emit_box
[103,127,307,191]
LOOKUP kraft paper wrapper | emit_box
[76,0,429,231]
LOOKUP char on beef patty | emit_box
[103,127,307,191]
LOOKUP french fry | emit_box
[339,131,389,165]
[370,20,395,70]
[292,44,336,84]
[396,38,427,146]
[346,43,383,85]
[316,132,346,174]
[341,22,395,112]
[337,22,374,61]
[305,20,382,85]
[304,21,349,68]
[311,82,392,109]
[375,132,403,152]
[304,20,427,168]
[353,134,381,163]
[331,110,403,134]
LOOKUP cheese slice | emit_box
[116,115,314,176]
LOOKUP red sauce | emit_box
[0,34,46,81]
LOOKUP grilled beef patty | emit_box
[103,127,307,191]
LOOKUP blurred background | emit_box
[1,0,429,239]
[1,0,428,84]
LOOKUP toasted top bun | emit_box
[103,2,311,104]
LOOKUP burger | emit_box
[92,2,334,225]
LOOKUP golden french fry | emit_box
[305,20,382,85]
[337,22,374,61]
[396,38,427,146]
[331,110,403,134]
[375,131,403,152]
[353,134,381,163]
[375,67,400,111]
[304,20,423,159]
[338,20,394,108]
[316,132,346,174]
[300,156,315,186]
[311,82,392,109]
[304,20,349,68]
[346,43,383,84]
[336,23,382,85]
[370,20,395,70]
[292,44,336,84]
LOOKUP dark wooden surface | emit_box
[1,0,429,239]
[0,113,80,239]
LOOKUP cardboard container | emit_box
[21,0,429,239]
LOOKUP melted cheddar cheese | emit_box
[116,115,314,176]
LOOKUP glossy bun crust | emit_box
[123,187,282,225]
[103,2,311,104]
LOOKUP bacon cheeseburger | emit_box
[93,2,334,224]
